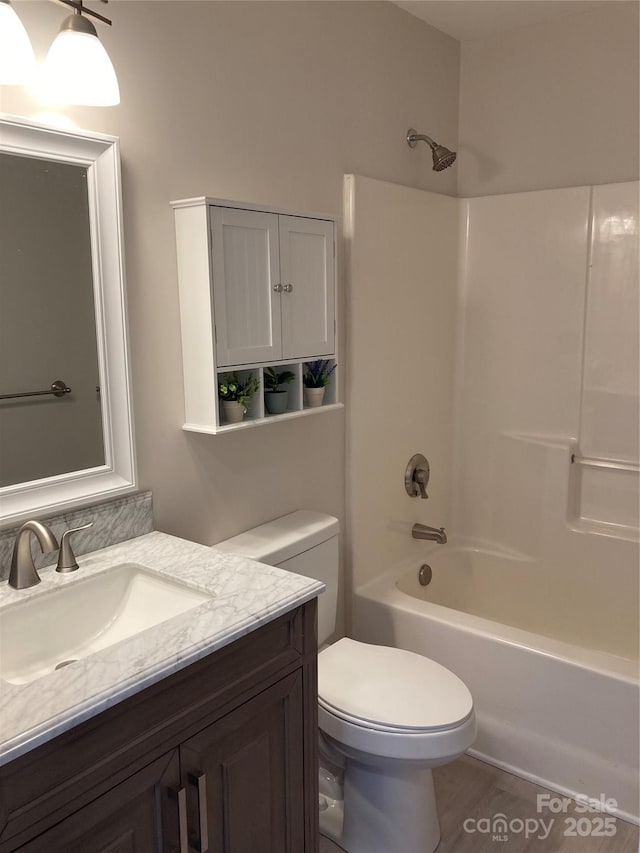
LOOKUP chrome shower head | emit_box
[407,128,457,172]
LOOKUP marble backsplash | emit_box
[0,491,153,580]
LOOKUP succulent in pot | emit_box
[218,372,259,423]
[303,360,336,408]
[264,367,296,415]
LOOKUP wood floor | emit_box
[319,754,639,852]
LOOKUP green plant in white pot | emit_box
[264,367,296,415]
[303,360,336,408]
[218,372,259,423]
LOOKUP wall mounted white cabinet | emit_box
[172,197,339,433]
[210,208,334,366]
[210,207,282,366]
[278,215,335,360]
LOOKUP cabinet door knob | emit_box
[283,283,293,292]
[273,283,283,293]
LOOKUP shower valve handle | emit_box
[405,454,430,499]
[413,469,429,499]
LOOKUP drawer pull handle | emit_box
[188,771,209,852]
[168,786,189,853]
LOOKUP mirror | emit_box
[0,152,105,485]
[0,115,136,525]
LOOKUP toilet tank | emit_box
[214,511,339,645]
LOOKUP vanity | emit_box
[0,533,323,852]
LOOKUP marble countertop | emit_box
[0,531,324,766]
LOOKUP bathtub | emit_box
[352,544,640,824]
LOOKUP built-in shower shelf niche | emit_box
[492,432,639,551]
[171,196,340,434]
[570,453,640,538]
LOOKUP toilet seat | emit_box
[317,638,476,761]
[318,701,477,762]
[318,638,473,733]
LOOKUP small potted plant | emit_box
[264,367,296,415]
[303,360,336,408]
[218,372,259,423]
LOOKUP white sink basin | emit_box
[0,564,211,685]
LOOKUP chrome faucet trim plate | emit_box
[405,454,430,499]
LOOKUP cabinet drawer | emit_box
[0,601,316,851]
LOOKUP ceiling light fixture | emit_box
[41,0,119,106]
[0,0,119,105]
[0,0,36,84]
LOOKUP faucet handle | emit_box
[56,522,94,574]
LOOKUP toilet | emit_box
[215,511,476,853]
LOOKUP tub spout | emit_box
[412,523,447,545]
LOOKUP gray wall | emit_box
[457,1,640,196]
[4,2,460,559]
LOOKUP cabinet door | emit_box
[279,216,335,360]
[181,671,305,853]
[16,751,181,853]
[211,207,282,366]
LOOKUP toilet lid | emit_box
[318,638,473,732]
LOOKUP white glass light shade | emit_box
[41,17,120,106]
[0,1,36,84]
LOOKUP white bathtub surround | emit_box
[0,531,323,766]
[582,183,639,465]
[353,547,639,824]
[344,175,459,592]
[345,176,639,825]
[454,181,639,550]
[452,436,639,660]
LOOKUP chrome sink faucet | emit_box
[8,520,59,590]
[412,523,447,545]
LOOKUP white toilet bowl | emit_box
[214,512,476,853]
[317,638,476,853]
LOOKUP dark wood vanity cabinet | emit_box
[0,601,319,853]
[11,751,182,853]
[182,671,306,852]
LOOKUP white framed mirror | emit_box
[0,114,136,525]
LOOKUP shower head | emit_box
[431,144,457,171]
[407,128,457,171]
